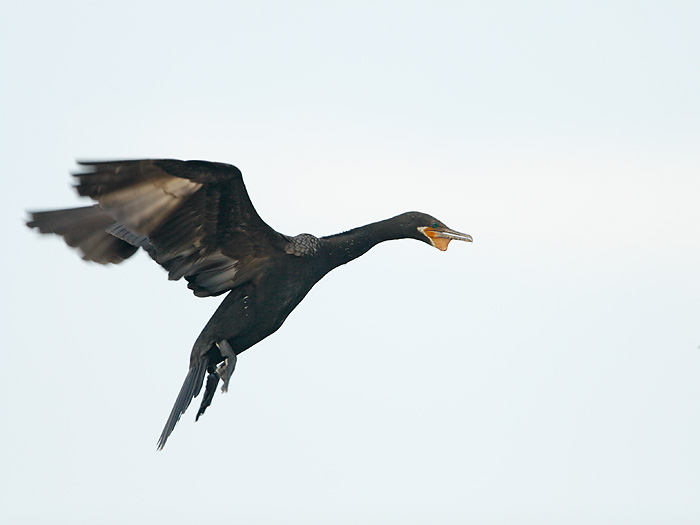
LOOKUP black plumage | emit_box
[27,159,472,449]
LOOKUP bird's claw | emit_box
[216,340,237,393]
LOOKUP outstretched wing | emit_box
[74,159,288,296]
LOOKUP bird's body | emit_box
[27,159,472,448]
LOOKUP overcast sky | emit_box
[2,1,699,523]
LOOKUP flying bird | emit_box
[27,159,472,448]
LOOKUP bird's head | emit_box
[400,212,473,251]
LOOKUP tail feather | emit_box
[157,359,208,450]
[26,205,138,264]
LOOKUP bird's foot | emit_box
[196,368,220,421]
[216,340,237,393]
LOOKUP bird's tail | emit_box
[26,205,138,264]
[157,358,210,450]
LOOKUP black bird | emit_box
[27,159,472,448]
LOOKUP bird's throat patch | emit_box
[419,227,451,251]
[430,236,450,251]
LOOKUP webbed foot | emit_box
[196,369,220,421]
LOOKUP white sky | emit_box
[1,1,699,523]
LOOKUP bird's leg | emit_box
[196,366,219,421]
[216,339,237,393]
[195,341,237,420]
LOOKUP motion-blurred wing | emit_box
[27,205,138,264]
[74,159,288,296]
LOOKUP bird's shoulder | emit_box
[283,233,322,257]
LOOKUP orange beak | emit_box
[421,226,473,251]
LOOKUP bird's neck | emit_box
[320,216,406,269]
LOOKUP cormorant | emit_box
[27,159,473,449]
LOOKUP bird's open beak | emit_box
[421,226,473,251]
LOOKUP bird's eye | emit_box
[432,222,439,228]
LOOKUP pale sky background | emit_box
[1,1,699,523]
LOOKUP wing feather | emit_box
[27,205,138,264]
[72,159,288,296]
